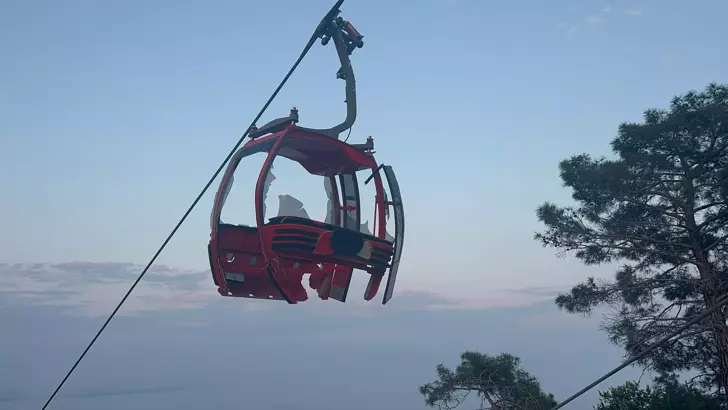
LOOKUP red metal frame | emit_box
[208,124,400,304]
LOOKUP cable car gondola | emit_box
[207,10,404,305]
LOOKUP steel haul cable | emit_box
[39,1,344,408]
[551,292,728,409]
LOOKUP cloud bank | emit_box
[0,261,563,317]
[0,261,642,410]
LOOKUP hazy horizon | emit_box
[2,0,726,408]
[1,261,645,410]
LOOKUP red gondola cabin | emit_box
[207,10,404,304]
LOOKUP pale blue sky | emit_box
[2,0,727,295]
[1,1,727,408]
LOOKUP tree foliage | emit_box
[595,381,724,410]
[535,83,728,398]
[419,351,557,410]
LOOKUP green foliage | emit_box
[595,381,724,410]
[535,83,728,396]
[419,351,557,410]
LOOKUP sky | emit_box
[1,0,727,409]
[0,262,646,410]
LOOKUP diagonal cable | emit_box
[551,292,728,409]
[39,1,345,408]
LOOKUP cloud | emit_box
[555,21,579,36]
[0,262,217,316]
[558,4,617,36]
[622,8,643,17]
[559,17,600,36]
[559,5,643,37]
[397,288,555,310]
[0,261,555,317]
[0,271,643,410]
[506,284,567,298]
[585,15,604,25]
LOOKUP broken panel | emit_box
[382,165,404,305]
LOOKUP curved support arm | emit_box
[300,17,362,140]
[249,4,363,141]
[327,28,357,138]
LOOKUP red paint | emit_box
[208,126,399,304]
